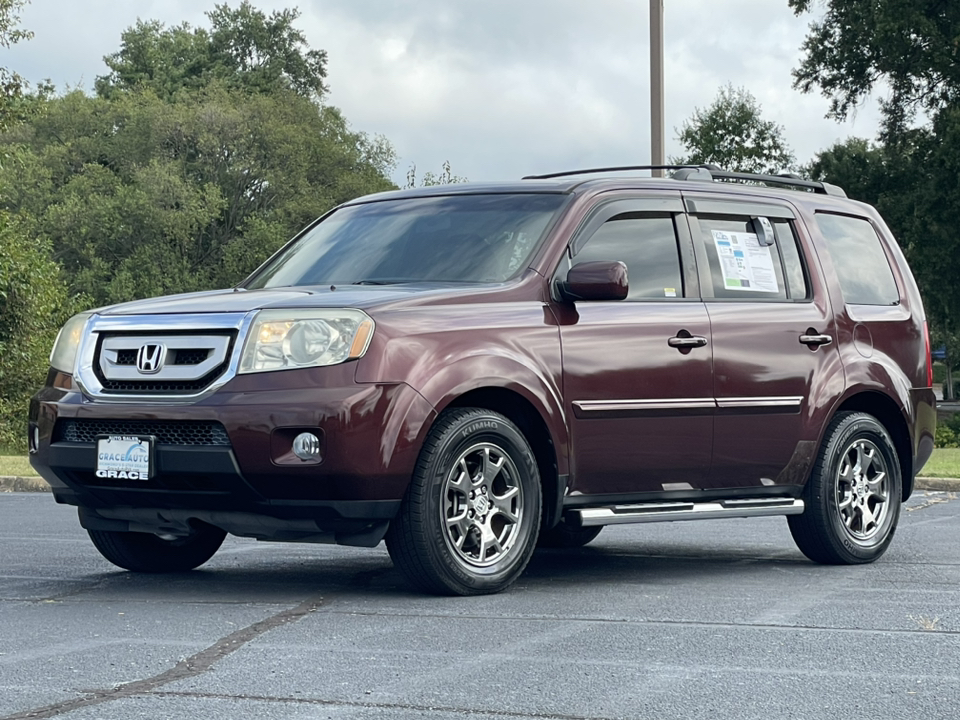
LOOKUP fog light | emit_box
[292,432,321,461]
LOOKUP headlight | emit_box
[49,313,92,373]
[239,309,375,374]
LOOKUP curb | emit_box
[915,477,960,492]
[2,474,958,493]
[0,475,51,493]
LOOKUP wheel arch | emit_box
[834,391,913,500]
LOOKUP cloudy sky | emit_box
[5,0,883,185]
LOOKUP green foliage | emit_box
[0,212,73,451]
[96,2,327,101]
[807,110,960,382]
[673,85,795,174]
[0,0,33,153]
[0,82,396,306]
[0,3,397,308]
[790,0,960,135]
[934,414,960,449]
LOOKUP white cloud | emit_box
[4,0,884,185]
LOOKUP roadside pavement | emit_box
[4,473,960,493]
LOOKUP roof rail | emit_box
[522,165,690,180]
[522,164,847,198]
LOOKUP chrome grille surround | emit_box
[75,312,255,404]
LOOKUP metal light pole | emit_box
[650,0,665,176]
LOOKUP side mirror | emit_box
[560,261,629,302]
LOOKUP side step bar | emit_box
[573,497,804,527]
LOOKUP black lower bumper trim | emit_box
[78,506,395,548]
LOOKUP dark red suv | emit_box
[29,166,937,595]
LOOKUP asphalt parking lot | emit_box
[1,491,958,720]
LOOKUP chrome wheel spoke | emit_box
[451,460,474,492]
[493,485,519,507]
[477,522,501,560]
[859,500,877,532]
[838,490,854,511]
[859,444,876,475]
[481,448,505,486]
[446,511,469,531]
[867,472,887,501]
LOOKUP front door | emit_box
[556,196,715,498]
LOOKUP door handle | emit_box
[799,332,833,347]
[668,335,708,349]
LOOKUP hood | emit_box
[97,284,477,316]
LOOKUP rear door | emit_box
[684,194,843,490]
[556,194,714,497]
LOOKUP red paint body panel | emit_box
[554,301,714,494]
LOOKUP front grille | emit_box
[56,419,231,446]
[93,331,234,396]
[173,349,210,365]
[98,365,227,394]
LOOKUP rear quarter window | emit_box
[815,213,899,306]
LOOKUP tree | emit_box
[0,0,32,160]
[794,1,960,396]
[95,2,327,101]
[0,214,73,450]
[807,124,960,397]
[673,85,795,174]
[1,84,396,306]
[790,0,960,136]
[0,0,76,450]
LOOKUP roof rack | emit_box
[522,164,847,198]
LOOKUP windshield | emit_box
[244,193,567,288]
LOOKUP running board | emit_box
[574,497,804,527]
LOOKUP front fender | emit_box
[355,303,567,474]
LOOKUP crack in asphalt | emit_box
[148,690,617,719]
[308,608,960,637]
[0,594,325,720]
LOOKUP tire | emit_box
[788,412,902,565]
[88,523,226,573]
[385,408,542,595]
[538,520,602,548]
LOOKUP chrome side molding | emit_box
[573,497,804,527]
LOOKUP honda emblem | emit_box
[136,344,167,374]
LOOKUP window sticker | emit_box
[711,230,779,293]
[663,288,677,298]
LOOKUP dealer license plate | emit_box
[95,435,153,480]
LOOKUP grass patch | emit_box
[922,448,960,478]
[0,455,35,477]
[2,449,959,480]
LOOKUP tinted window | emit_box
[815,213,899,305]
[246,194,566,288]
[573,215,683,300]
[775,221,809,300]
[697,216,800,300]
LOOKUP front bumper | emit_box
[29,364,436,544]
